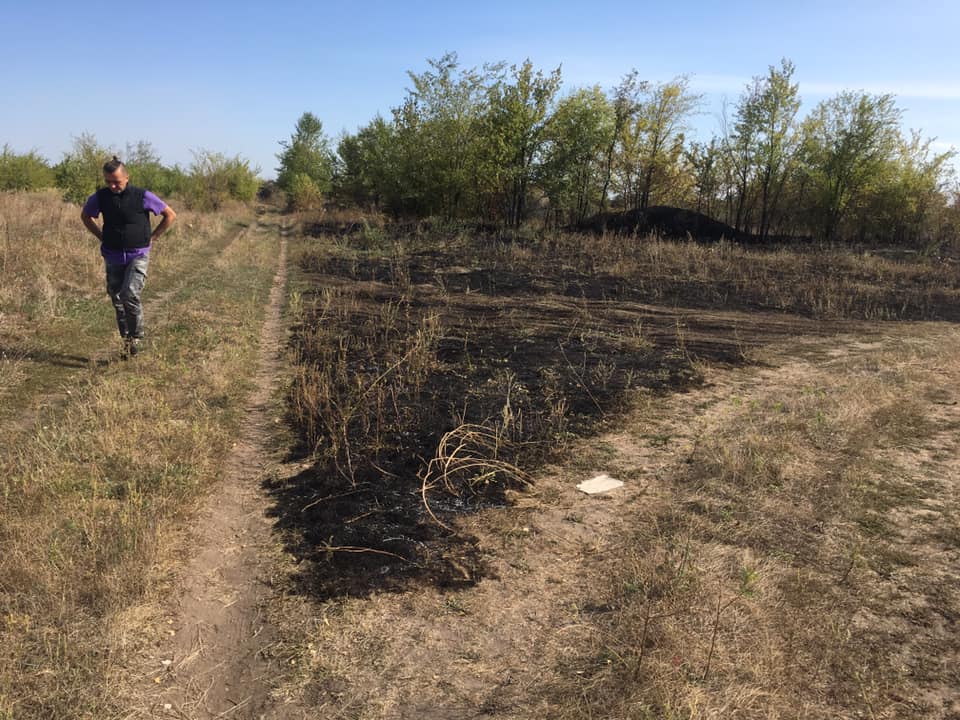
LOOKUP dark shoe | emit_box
[121,337,142,358]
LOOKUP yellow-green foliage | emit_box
[186,149,261,210]
[289,172,324,211]
[54,133,115,204]
[0,146,54,191]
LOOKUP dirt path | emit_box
[130,221,295,719]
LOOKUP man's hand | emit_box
[151,205,177,242]
[80,211,103,241]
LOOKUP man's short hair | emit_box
[103,156,126,174]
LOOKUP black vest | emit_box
[97,185,152,250]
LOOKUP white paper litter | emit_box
[577,473,624,494]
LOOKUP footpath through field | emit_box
[0,206,294,719]
[125,219,301,718]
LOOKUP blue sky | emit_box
[2,0,958,180]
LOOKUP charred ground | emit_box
[264,222,958,603]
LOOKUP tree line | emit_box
[3,54,956,247]
[278,54,958,247]
[0,134,260,211]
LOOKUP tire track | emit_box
[1,223,253,442]
[129,220,298,719]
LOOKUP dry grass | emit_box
[497,231,960,321]
[288,288,442,482]
[0,192,280,719]
[548,331,960,719]
[420,423,532,529]
[0,189,101,323]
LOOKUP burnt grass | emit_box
[265,225,956,601]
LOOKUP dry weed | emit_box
[420,423,532,528]
[0,190,101,321]
[553,330,960,718]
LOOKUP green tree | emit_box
[480,60,562,226]
[641,77,699,209]
[724,95,758,233]
[802,91,903,240]
[619,77,701,210]
[600,71,645,211]
[335,131,366,206]
[125,140,166,194]
[741,59,802,239]
[55,133,116,204]
[276,112,334,197]
[686,138,722,217]
[392,52,488,219]
[0,146,54,191]
[540,86,614,224]
[335,116,401,211]
[863,131,956,246]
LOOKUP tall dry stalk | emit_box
[419,423,531,529]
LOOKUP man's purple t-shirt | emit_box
[83,190,167,265]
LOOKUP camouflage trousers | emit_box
[105,256,149,339]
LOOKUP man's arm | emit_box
[80,211,103,242]
[151,205,177,242]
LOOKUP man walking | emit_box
[80,156,176,357]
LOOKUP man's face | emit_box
[104,168,129,193]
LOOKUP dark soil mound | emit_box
[583,206,745,241]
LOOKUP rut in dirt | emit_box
[129,219,296,720]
